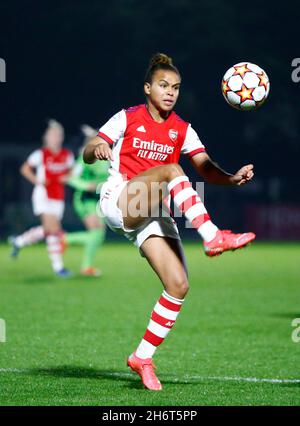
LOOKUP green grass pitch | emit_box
[0,241,300,406]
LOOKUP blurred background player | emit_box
[10,119,74,277]
[83,53,256,390]
[65,124,109,277]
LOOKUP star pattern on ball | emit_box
[233,64,251,78]
[258,72,269,89]
[222,79,230,94]
[236,84,254,102]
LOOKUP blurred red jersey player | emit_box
[11,120,74,277]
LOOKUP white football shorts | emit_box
[32,185,65,220]
[99,174,180,250]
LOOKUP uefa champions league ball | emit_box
[221,62,270,110]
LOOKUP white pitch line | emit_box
[183,375,300,384]
[0,368,300,384]
[0,368,26,373]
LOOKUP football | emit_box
[221,62,270,110]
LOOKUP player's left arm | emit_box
[190,152,254,186]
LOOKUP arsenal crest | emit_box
[169,129,178,142]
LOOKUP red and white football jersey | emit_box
[98,104,206,180]
[27,148,74,200]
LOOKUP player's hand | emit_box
[230,164,254,186]
[94,141,113,161]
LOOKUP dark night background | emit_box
[0,0,300,239]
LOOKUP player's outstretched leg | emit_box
[119,164,256,257]
[8,236,20,259]
[8,226,45,259]
[167,175,256,256]
[127,237,188,391]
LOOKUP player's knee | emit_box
[180,279,190,297]
[44,225,61,234]
[167,277,189,299]
[163,163,185,181]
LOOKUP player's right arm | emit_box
[20,149,43,186]
[83,136,113,164]
[20,161,39,186]
[83,110,126,164]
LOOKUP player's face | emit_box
[44,127,64,152]
[144,70,181,113]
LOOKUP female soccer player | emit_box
[66,125,109,277]
[83,53,255,390]
[13,120,74,277]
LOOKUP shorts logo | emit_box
[169,129,178,142]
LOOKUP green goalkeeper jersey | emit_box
[68,154,109,218]
[68,154,109,194]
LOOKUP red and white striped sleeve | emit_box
[181,125,206,160]
[98,110,127,146]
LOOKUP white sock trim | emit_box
[167,175,189,192]
[163,290,184,304]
